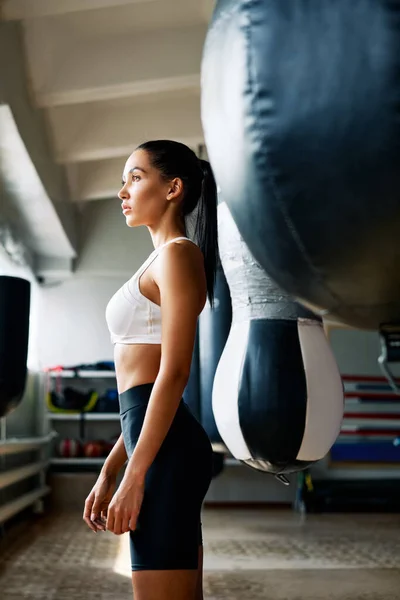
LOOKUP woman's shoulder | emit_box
[160,239,203,272]
[156,240,206,301]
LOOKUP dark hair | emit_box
[136,140,219,306]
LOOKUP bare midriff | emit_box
[113,343,161,394]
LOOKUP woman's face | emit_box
[118,149,171,227]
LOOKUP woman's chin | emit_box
[125,214,138,227]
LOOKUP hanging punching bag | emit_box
[199,265,232,447]
[183,323,201,423]
[201,0,400,330]
[0,276,31,417]
[212,201,344,481]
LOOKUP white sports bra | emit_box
[105,237,197,345]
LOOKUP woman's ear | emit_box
[167,177,184,201]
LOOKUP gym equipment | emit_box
[303,478,400,513]
[96,388,119,413]
[201,0,400,329]
[212,201,344,480]
[83,440,104,458]
[198,265,232,446]
[331,374,400,463]
[0,276,30,417]
[46,387,98,413]
[183,324,201,422]
[378,325,400,394]
[58,438,82,458]
[46,361,115,373]
[185,321,227,478]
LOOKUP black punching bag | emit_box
[183,323,201,422]
[202,0,400,330]
[199,265,232,446]
[0,276,31,417]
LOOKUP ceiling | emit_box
[2,0,215,208]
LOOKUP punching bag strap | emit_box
[378,324,400,395]
[275,474,290,486]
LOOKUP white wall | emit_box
[328,325,400,381]
[328,327,382,376]
[37,197,153,368]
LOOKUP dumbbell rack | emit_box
[46,369,120,470]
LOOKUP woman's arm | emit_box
[124,373,189,482]
[101,433,127,477]
[123,242,206,482]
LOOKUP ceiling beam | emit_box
[0,105,76,260]
[1,0,156,20]
[0,21,78,265]
[24,23,205,106]
[71,158,125,202]
[49,93,203,163]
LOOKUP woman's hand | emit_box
[83,473,117,533]
[106,474,145,535]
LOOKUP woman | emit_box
[83,140,218,600]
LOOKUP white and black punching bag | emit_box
[212,202,344,482]
[202,0,400,330]
[0,276,31,417]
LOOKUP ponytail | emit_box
[194,159,219,307]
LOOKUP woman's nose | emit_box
[118,186,129,200]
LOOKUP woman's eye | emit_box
[132,175,140,182]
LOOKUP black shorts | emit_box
[119,383,213,571]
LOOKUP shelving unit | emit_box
[47,370,117,379]
[45,369,120,471]
[48,413,120,421]
[50,457,105,466]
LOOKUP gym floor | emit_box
[0,507,399,599]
